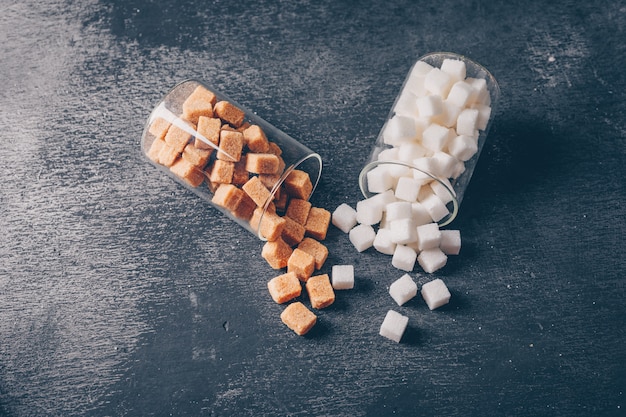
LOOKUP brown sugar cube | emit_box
[250,208,286,241]
[217,130,243,162]
[305,274,335,309]
[232,156,250,186]
[267,272,301,304]
[214,100,245,128]
[281,216,306,247]
[207,159,234,184]
[280,302,316,336]
[212,184,242,212]
[231,191,256,221]
[283,169,313,200]
[242,176,271,207]
[297,237,328,270]
[147,138,165,163]
[267,141,283,156]
[182,143,212,168]
[245,153,280,175]
[196,116,221,151]
[305,207,331,241]
[243,124,270,153]
[258,173,282,190]
[273,187,288,212]
[285,198,312,225]
[182,85,216,124]
[237,121,251,134]
[170,158,205,187]
[262,238,293,269]
[148,117,171,140]
[157,143,180,167]
[164,124,192,154]
[287,248,316,282]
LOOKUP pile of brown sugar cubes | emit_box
[145,84,333,336]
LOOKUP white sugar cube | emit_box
[391,244,417,272]
[471,103,492,131]
[411,157,437,184]
[379,310,409,343]
[416,222,442,251]
[389,273,418,306]
[417,247,448,273]
[422,123,451,152]
[332,203,358,233]
[466,77,490,105]
[356,198,384,225]
[421,278,451,310]
[390,218,417,245]
[431,151,458,179]
[395,176,421,202]
[403,75,427,98]
[332,265,355,290]
[349,224,376,252]
[410,60,434,77]
[430,178,455,205]
[450,158,466,179]
[424,68,453,97]
[411,202,433,226]
[416,95,443,118]
[371,189,398,207]
[398,143,429,163]
[393,90,420,118]
[447,134,478,162]
[366,165,394,194]
[383,115,418,146]
[440,58,466,82]
[439,229,461,255]
[456,108,480,136]
[377,147,399,162]
[432,100,462,128]
[385,201,413,222]
[420,193,449,222]
[373,227,397,255]
[446,80,474,108]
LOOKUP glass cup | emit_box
[359,52,500,226]
[140,79,322,240]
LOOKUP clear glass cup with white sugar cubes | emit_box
[359,52,500,226]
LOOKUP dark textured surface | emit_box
[1,1,625,416]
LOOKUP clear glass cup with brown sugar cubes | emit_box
[359,52,500,226]
[140,79,322,240]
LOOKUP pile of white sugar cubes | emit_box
[332,55,494,342]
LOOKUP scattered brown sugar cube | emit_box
[242,176,271,207]
[148,117,171,140]
[297,237,328,270]
[287,248,316,282]
[305,207,331,240]
[267,272,301,304]
[267,141,282,156]
[217,130,243,162]
[250,208,286,241]
[182,85,216,124]
[214,100,245,128]
[231,191,256,221]
[164,124,192,154]
[285,198,312,225]
[232,156,250,186]
[305,274,335,309]
[157,143,180,167]
[283,169,313,200]
[196,116,221,151]
[281,216,306,246]
[280,302,316,336]
[245,153,280,174]
[147,138,166,163]
[182,143,212,168]
[170,158,205,187]
[243,124,270,153]
[212,184,242,212]
[207,160,234,184]
[262,238,293,269]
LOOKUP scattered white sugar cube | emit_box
[421,278,451,310]
[439,229,461,255]
[416,222,442,251]
[393,90,420,118]
[431,151,458,179]
[385,201,413,222]
[349,224,376,252]
[389,218,417,245]
[389,273,418,306]
[366,165,394,194]
[471,103,492,131]
[456,108,480,136]
[398,143,429,163]
[432,100,462,128]
[447,134,478,162]
[356,198,384,226]
[440,58,466,82]
[395,176,421,202]
[420,193,450,222]
[379,310,409,343]
[416,95,443,119]
[422,123,451,152]
[424,68,453,97]
[417,247,448,273]
[383,115,418,146]
[332,203,357,233]
[391,244,417,272]
[332,265,355,290]
[411,202,433,226]
[446,80,474,108]
[373,227,397,255]
[429,178,455,205]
